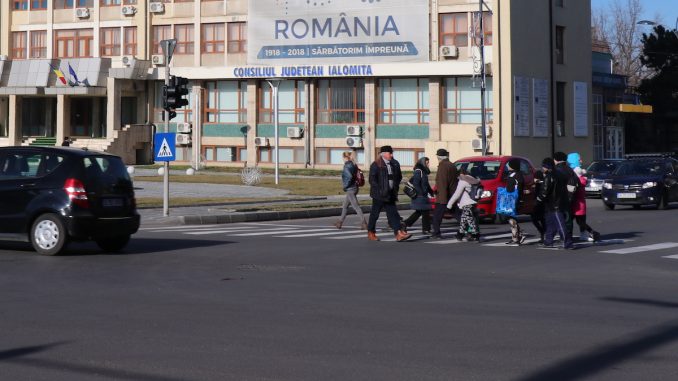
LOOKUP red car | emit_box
[429,156,537,223]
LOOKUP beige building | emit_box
[0,0,592,169]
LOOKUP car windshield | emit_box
[587,161,619,173]
[613,160,668,176]
[455,161,501,180]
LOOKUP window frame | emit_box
[441,77,494,124]
[316,79,366,124]
[227,22,247,54]
[377,78,430,125]
[439,13,469,47]
[202,23,225,54]
[11,32,27,60]
[152,25,172,55]
[29,30,47,59]
[203,81,248,124]
[123,26,137,56]
[258,80,305,124]
[174,24,195,55]
[100,27,121,57]
[257,146,304,164]
[31,0,48,10]
[54,29,94,58]
[202,146,246,162]
[13,0,28,10]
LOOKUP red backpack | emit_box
[354,167,365,187]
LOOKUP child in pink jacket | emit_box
[573,167,601,242]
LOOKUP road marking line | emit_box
[141,224,221,231]
[231,228,333,236]
[274,230,364,238]
[600,242,678,255]
[483,237,541,247]
[152,226,252,233]
[662,254,678,260]
[185,227,296,236]
[243,222,359,229]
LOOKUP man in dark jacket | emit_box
[430,148,458,239]
[367,146,411,242]
[505,158,526,245]
[538,157,574,249]
[553,151,578,243]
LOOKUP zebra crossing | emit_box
[141,222,678,259]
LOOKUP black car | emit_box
[601,156,678,210]
[584,160,622,198]
[0,146,140,255]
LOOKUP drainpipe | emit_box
[549,0,556,155]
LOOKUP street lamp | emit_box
[637,17,678,37]
[266,78,285,185]
[475,0,492,156]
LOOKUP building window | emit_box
[378,78,429,124]
[152,25,171,55]
[440,13,468,47]
[154,82,193,123]
[123,27,137,56]
[55,29,94,58]
[258,147,304,164]
[477,12,492,46]
[203,81,247,124]
[11,32,27,60]
[317,79,365,124]
[100,0,121,5]
[316,148,365,165]
[227,22,247,53]
[13,0,28,10]
[31,0,47,10]
[556,26,565,64]
[393,149,425,167]
[202,24,225,54]
[175,24,194,55]
[100,28,121,57]
[442,77,493,124]
[259,80,305,124]
[203,146,245,162]
[55,0,94,8]
[556,81,566,136]
[30,31,47,58]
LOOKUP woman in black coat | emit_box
[403,157,433,234]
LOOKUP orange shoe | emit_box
[396,230,412,242]
[367,231,380,241]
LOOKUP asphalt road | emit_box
[2,202,678,380]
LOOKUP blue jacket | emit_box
[341,161,357,191]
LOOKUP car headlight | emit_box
[603,182,613,189]
[481,190,492,199]
[642,181,657,189]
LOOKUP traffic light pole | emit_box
[266,79,283,185]
[161,39,176,217]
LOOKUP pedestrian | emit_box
[446,169,481,242]
[335,151,367,230]
[504,158,526,245]
[572,166,601,242]
[403,157,433,235]
[553,151,578,243]
[538,157,574,249]
[61,136,72,147]
[430,148,458,239]
[531,169,546,243]
[366,146,412,242]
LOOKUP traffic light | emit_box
[162,75,189,120]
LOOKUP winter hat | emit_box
[379,145,393,153]
[436,148,449,157]
[553,152,567,162]
[542,157,555,170]
[508,158,520,171]
[567,152,581,169]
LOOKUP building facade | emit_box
[0,0,592,169]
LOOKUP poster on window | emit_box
[574,81,588,137]
[532,78,549,137]
[247,0,430,65]
[513,76,530,137]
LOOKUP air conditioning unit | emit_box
[121,55,135,67]
[149,2,165,13]
[176,122,192,134]
[151,55,165,65]
[439,45,459,58]
[346,136,363,148]
[286,126,303,138]
[176,134,191,145]
[475,125,492,138]
[254,137,269,146]
[121,5,136,15]
[471,139,483,150]
[75,8,90,19]
[346,125,362,136]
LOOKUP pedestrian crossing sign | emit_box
[154,133,176,162]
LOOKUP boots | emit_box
[469,233,481,242]
[360,220,368,230]
[368,231,380,241]
[455,232,464,242]
[396,230,412,242]
[334,220,342,229]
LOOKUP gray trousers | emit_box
[340,187,365,223]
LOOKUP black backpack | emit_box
[467,182,484,202]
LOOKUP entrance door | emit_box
[21,98,56,137]
[71,98,93,137]
[605,126,624,159]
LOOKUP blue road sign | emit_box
[154,133,176,162]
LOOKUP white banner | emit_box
[247,0,430,65]
[514,76,530,137]
[574,81,589,137]
[532,78,549,137]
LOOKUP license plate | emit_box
[585,187,597,191]
[617,193,637,199]
[102,198,124,207]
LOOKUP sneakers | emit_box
[367,231,380,241]
[468,234,481,242]
[429,234,443,240]
[518,235,527,244]
[579,231,589,242]
[396,230,412,242]
[592,231,601,242]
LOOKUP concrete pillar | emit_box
[192,85,202,169]
[8,96,20,145]
[56,94,70,143]
[365,78,377,165]
[106,77,121,138]
[429,77,441,142]
[0,97,8,138]
[305,80,314,166]
[245,79,258,165]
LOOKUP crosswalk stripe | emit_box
[185,227,296,236]
[482,237,541,247]
[231,228,333,236]
[141,224,221,231]
[600,242,678,255]
[154,226,252,233]
[662,254,678,260]
[276,230,363,238]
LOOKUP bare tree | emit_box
[592,0,645,86]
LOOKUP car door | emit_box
[667,161,678,202]
[0,149,44,234]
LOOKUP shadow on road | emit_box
[0,341,69,362]
[514,319,678,381]
[600,296,678,309]
[64,238,234,256]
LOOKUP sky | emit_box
[591,0,678,28]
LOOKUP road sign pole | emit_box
[161,39,176,217]
[266,79,283,185]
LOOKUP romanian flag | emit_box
[49,64,67,85]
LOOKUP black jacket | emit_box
[538,169,569,212]
[369,156,402,202]
[506,171,524,204]
[556,162,579,202]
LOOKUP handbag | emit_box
[495,186,519,217]
[403,169,422,199]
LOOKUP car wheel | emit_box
[30,213,68,256]
[95,235,131,253]
[604,203,615,210]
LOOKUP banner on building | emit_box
[513,76,530,137]
[247,0,430,65]
[532,78,549,137]
[574,81,589,137]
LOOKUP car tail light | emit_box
[64,178,89,208]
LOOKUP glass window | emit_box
[442,77,493,124]
[13,0,28,10]
[30,31,47,58]
[202,23,225,54]
[31,0,47,10]
[315,148,364,165]
[378,78,429,124]
[175,24,194,55]
[55,0,93,7]
[0,152,42,178]
[556,26,565,64]
[123,27,137,56]
[152,25,171,55]
[473,12,492,46]
[440,13,468,47]
[259,80,305,124]
[100,27,121,57]
[317,79,365,124]
[55,29,94,58]
[203,81,247,123]
[227,22,247,53]
[11,32,27,60]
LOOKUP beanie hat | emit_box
[379,145,393,153]
[508,158,520,171]
[553,152,567,162]
[542,157,555,170]
[567,152,581,169]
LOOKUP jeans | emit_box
[367,199,402,235]
[404,210,431,232]
[339,187,365,223]
[544,210,573,248]
[431,203,448,236]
